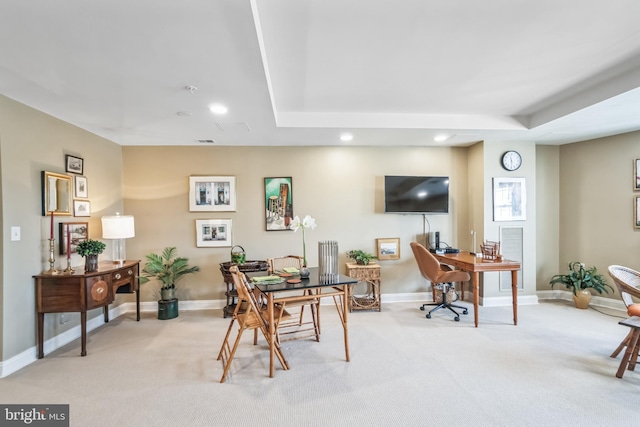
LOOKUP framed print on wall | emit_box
[73,200,91,217]
[377,238,400,260]
[189,176,236,212]
[635,197,640,229]
[74,175,88,198]
[65,155,84,174]
[59,222,88,255]
[264,177,293,231]
[634,159,640,191]
[196,219,232,247]
[493,177,526,221]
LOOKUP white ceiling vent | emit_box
[196,139,215,144]
[215,122,252,133]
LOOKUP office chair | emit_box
[607,265,640,360]
[410,242,470,321]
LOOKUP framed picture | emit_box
[59,222,88,255]
[635,197,640,229]
[634,159,640,191]
[74,175,88,198]
[65,155,84,174]
[493,177,526,221]
[73,200,91,217]
[189,176,236,212]
[377,238,400,260]
[196,219,232,247]
[264,177,293,231]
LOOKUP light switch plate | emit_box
[11,226,20,241]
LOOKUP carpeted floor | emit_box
[1,300,639,427]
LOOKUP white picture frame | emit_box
[196,219,232,247]
[189,176,236,212]
[493,177,526,221]
[74,175,88,198]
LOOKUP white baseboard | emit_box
[1,291,626,377]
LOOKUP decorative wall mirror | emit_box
[41,171,72,216]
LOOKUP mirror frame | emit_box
[41,171,73,216]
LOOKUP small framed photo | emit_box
[635,197,640,229]
[74,175,88,198]
[59,222,88,255]
[196,219,232,247]
[73,200,91,217]
[377,238,400,260]
[65,155,84,174]
[634,159,640,191]
[189,176,236,212]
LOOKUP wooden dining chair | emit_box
[217,266,289,383]
[607,265,640,361]
[267,255,320,342]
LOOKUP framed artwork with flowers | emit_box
[264,177,293,231]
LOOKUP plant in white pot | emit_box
[549,261,613,309]
[138,247,200,318]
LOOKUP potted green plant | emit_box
[347,249,377,265]
[76,239,106,272]
[138,247,200,319]
[549,261,613,309]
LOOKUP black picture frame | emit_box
[264,177,293,231]
[65,155,84,174]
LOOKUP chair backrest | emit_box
[410,241,470,284]
[268,255,304,274]
[229,265,263,323]
[607,265,640,307]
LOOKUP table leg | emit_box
[136,289,141,321]
[617,328,640,378]
[267,293,275,378]
[37,313,44,359]
[472,272,480,327]
[80,311,87,357]
[511,270,518,326]
[103,306,109,323]
[342,285,350,362]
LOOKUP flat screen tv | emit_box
[384,176,449,214]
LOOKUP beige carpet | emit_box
[1,300,639,427]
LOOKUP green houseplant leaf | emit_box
[138,247,200,291]
[549,261,613,296]
[75,239,106,257]
[347,249,377,265]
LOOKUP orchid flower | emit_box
[290,215,316,267]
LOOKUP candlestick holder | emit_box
[45,238,59,275]
[63,257,75,274]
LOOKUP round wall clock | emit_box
[501,150,522,171]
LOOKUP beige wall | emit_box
[0,94,124,361]
[557,131,640,294]
[536,145,560,291]
[122,146,469,302]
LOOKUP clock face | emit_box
[502,151,522,171]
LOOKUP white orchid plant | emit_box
[290,215,317,267]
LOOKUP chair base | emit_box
[420,285,468,321]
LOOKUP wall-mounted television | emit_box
[384,176,449,214]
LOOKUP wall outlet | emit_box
[11,226,20,241]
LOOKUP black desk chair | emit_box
[410,242,470,321]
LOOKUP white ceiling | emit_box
[1,0,639,147]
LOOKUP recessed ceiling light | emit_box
[340,133,353,142]
[434,134,450,142]
[209,104,228,115]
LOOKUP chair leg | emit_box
[420,284,468,321]
[611,330,632,358]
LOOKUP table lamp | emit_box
[101,213,135,265]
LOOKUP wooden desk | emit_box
[33,260,140,358]
[254,267,357,377]
[432,252,521,327]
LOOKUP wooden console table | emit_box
[345,262,381,312]
[33,260,140,358]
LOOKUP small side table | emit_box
[219,261,268,318]
[616,316,640,378]
[345,262,381,312]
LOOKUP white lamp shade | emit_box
[102,215,135,239]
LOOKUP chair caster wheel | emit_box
[463,309,468,315]
[420,306,425,311]
[454,317,460,322]
[426,313,431,319]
